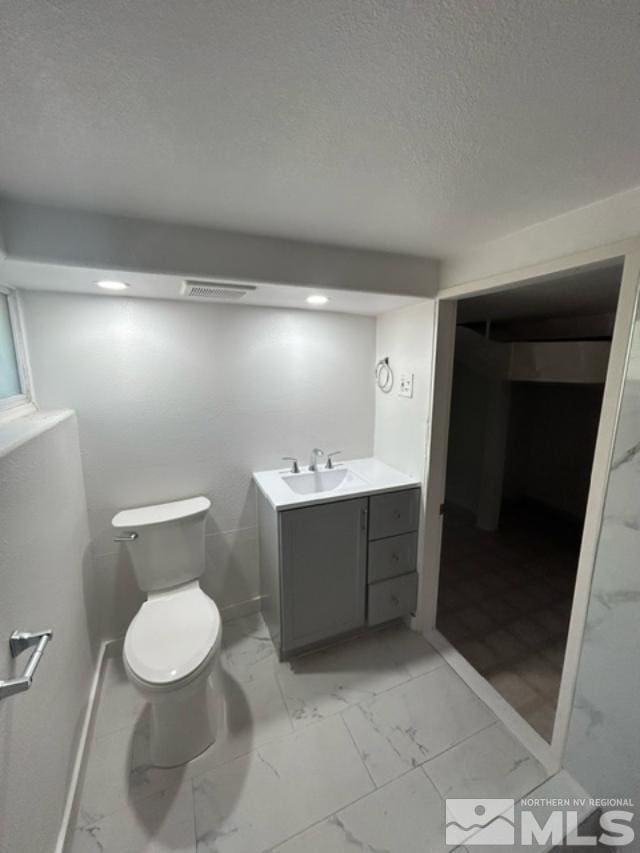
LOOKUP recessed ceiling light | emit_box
[95,279,129,291]
[306,294,329,306]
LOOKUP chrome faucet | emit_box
[325,451,342,469]
[282,456,299,474]
[309,447,325,472]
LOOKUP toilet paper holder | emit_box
[0,629,53,701]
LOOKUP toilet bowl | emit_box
[113,496,222,768]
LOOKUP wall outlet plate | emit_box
[399,372,414,398]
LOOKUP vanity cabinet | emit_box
[280,497,367,655]
[257,484,420,659]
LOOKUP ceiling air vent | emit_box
[180,280,257,301]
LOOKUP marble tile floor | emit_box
[436,504,579,742]
[66,613,552,852]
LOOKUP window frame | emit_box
[0,286,34,417]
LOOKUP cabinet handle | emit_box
[390,595,400,606]
[361,507,368,531]
[394,510,402,519]
[391,552,399,562]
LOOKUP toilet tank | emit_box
[112,496,211,592]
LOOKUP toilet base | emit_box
[148,661,222,768]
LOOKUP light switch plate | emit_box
[399,372,414,398]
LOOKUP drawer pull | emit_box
[390,594,400,605]
[394,510,402,519]
[391,552,399,562]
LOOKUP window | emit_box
[0,289,31,413]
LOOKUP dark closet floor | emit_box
[436,502,578,741]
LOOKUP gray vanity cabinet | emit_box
[257,485,419,659]
[279,497,367,656]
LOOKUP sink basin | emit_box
[254,457,421,510]
[282,467,365,496]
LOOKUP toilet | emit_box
[112,495,222,768]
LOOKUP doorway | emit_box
[432,262,623,743]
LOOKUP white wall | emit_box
[0,411,95,853]
[373,301,436,624]
[563,313,640,800]
[373,301,435,480]
[441,185,640,290]
[21,292,376,638]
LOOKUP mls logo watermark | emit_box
[446,799,515,845]
[445,797,635,847]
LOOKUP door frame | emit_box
[418,237,640,764]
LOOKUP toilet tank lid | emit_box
[112,496,211,529]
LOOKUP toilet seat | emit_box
[124,582,221,690]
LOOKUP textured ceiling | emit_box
[1,1,639,256]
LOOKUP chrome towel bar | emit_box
[0,629,53,701]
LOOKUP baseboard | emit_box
[54,640,109,853]
[220,594,263,622]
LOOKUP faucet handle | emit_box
[326,451,342,469]
[282,457,299,474]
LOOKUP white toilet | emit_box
[112,495,222,768]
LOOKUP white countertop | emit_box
[253,457,421,510]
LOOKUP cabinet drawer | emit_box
[367,573,418,626]
[368,532,417,584]
[368,489,419,540]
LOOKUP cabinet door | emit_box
[280,497,367,654]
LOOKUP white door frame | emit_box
[418,237,640,764]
